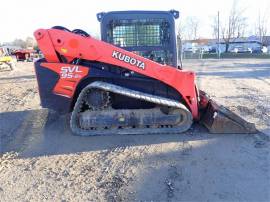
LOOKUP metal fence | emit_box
[181,51,270,60]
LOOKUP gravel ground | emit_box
[0,59,269,202]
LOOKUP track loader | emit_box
[33,10,256,136]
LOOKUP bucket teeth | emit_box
[201,100,257,134]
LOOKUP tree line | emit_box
[1,37,37,50]
[177,0,269,52]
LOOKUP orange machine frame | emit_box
[34,28,199,119]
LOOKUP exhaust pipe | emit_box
[199,91,257,134]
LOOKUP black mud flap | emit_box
[201,100,257,134]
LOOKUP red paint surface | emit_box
[34,29,199,119]
[42,63,89,98]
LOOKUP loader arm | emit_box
[34,28,199,119]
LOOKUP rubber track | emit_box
[70,81,193,136]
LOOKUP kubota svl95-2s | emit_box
[33,10,256,136]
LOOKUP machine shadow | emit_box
[0,108,241,158]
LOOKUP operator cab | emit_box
[97,10,179,67]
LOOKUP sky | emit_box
[1,0,269,42]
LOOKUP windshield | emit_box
[106,18,173,65]
[107,19,170,47]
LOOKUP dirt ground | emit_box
[0,59,269,202]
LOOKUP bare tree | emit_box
[25,37,35,48]
[12,39,27,49]
[176,18,186,39]
[211,15,219,40]
[184,17,200,40]
[255,11,268,45]
[221,0,247,52]
[176,19,186,67]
